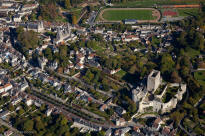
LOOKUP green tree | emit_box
[64,131,71,136]
[160,54,175,76]
[122,0,126,3]
[64,0,71,9]
[38,3,61,21]
[44,47,53,61]
[170,71,181,83]
[60,116,68,126]
[22,120,34,131]
[72,14,77,25]
[35,120,45,132]
[170,111,185,125]
[17,108,25,115]
[8,104,15,111]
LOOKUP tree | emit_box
[35,120,45,132]
[44,47,53,61]
[22,120,34,131]
[44,132,54,136]
[85,132,91,136]
[64,131,71,136]
[72,14,77,25]
[17,108,25,115]
[97,131,105,136]
[170,111,185,125]
[38,3,61,21]
[60,116,68,126]
[8,104,15,111]
[128,65,137,74]
[64,0,71,9]
[122,113,131,121]
[122,0,126,3]
[56,125,69,136]
[160,54,175,76]
[16,27,39,55]
[59,45,68,59]
[70,127,79,135]
[170,71,181,83]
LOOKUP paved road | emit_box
[0,119,24,136]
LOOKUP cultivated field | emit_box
[99,8,160,23]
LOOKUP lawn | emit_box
[115,69,127,79]
[70,7,83,19]
[162,86,179,103]
[113,0,204,7]
[154,84,166,95]
[185,47,200,58]
[177,8,199,16]
[194,70,205,88]
[102,9,154,21]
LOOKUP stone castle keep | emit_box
[147,70,161,92]
[132,70,187,114]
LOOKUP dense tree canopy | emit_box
[38,3,61,21]
[16,27,39,50]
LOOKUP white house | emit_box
[75,63,84,69]
[25,98,33,106]
[0,83,13,93]
[46,108,53,116]
[13,14,21,22]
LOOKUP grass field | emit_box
[162,86,178,103]
[70,7,83,19]
[177,8,199,16]
[115,70,127,79]
[185,47,200,58]
[114,0,204,7]
[102,9,154,21]
[194,70,205,88]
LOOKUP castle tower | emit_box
[147,70,161,92]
